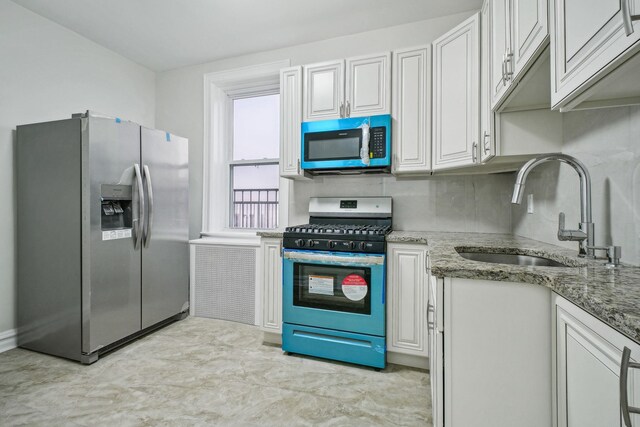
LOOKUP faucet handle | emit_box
[586,245,622,267]
[558,212,588,242]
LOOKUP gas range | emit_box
[282,197,392,254]
[281,196,392,369]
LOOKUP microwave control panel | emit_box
[370,127,386,159]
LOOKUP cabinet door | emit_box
[480,0,496,163]
[303,60,344,121]
[551,0,640,109]
[280,66,306,179]
[259,238,282,334]
[511,0,548,80]
[556,301,640,427]
[391,46,431,175]
[490,0,511,109]
[428,275,444,427]
[432,13,480,171]
[386,243,428,356]
[345,52,391,117]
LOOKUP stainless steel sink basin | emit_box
[456,251,570,267]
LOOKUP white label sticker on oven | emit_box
[341,274,368,301]
[309,275,334,296]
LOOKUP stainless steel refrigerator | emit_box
[17,111,189,364]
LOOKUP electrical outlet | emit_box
[527,194,534,214]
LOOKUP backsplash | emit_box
[512,106,640,266]
[289,173,514,233]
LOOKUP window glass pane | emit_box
[233,94,280,161]
[231,164,279,229]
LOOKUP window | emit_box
[203,60,290,236]
[230,94,280,229]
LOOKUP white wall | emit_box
[512,106,640,266]
[0,0,156,337]
[154,11,501,237]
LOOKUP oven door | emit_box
[283,249,385,336]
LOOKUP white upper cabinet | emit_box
[481,1,496,163]
[511,0,549,77]
[551,0,640,110]
[303,53,390,122]
[491,0,549,110]
[391,46,432,175]
[303,60,344,121]
[432,13,480,171]
[279,66,307,180]
[490,0,512,108]
[345,52,391,117]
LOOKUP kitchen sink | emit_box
[456,250,570,267]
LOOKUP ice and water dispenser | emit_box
[100,184,133,240]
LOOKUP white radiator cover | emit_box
[190,243,257,325]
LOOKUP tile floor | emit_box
[0,317,431,426]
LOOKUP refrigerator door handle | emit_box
[133,163,145,250]
[143,165,154,248]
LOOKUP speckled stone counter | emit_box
[256,230,284,238]
[423,232,640,345]
[387,231,430,244]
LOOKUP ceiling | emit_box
[11,0,481,72]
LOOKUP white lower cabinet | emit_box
[386,243,428,363]
[258,238,282,335]
[441,277,552,427]
[555,295,640,427]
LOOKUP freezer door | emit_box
[83,115,142,354]
[141,127,189,328]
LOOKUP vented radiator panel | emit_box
[193,245,256,325]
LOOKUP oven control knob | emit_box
[359,242,367,251]
[295,239,305,247]
[328,241,337,249]
[348,241,356,250]
[307,239,315,248]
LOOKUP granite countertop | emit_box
[387,231,430,244]
[422,231,640,345]
[256,230,284,238]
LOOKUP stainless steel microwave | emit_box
[300,114,391,174]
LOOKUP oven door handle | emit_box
[283,250,385,266]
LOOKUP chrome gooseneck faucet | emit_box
[511,154,595,258]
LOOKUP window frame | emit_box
[203,60,290,238]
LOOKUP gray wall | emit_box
[0,0,156,336]
[512,106,640,266]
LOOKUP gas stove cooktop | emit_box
[282,197,392,253]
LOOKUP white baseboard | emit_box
[262,331,282,345]
[0,328,17,353]
[387,351,428,370]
